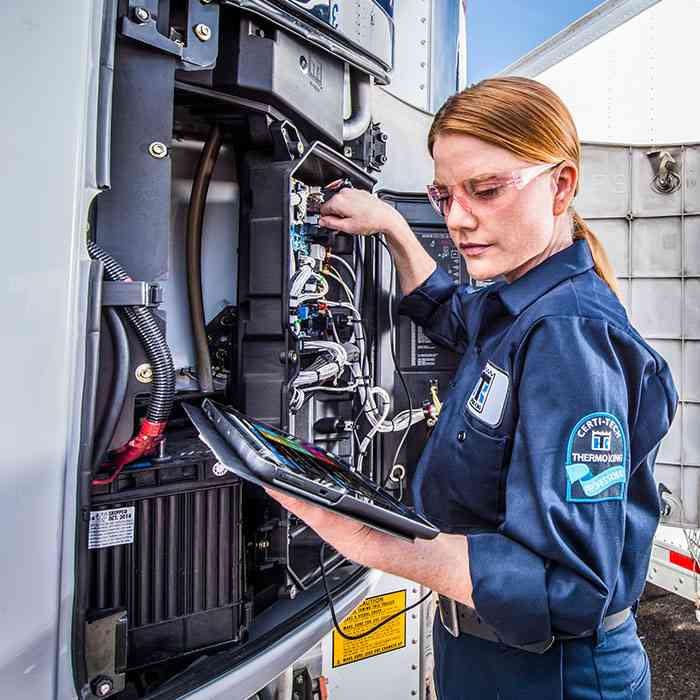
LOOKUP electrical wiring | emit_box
[320,541,432,640]
[376,236,416,485]
[327,253,356,283]
[324,266,354,304]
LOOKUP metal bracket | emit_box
[85,610,128,698]
[102,281,163,307]
[345,121,388,173]
[647,149,681,194]
[120,0,219,69]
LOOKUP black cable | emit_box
[319,541,432,640]
[186,124,223,394]
[92,307,130,471]
[376,237,414,488]
[87,241,175,423]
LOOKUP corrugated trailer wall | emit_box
[578,142,700,527]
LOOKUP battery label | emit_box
[88,507,135,550]
[332,589,406,667]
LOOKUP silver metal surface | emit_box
[577,142,700,526]
[500,0,661,79]
[0,1,104,698]
[343,70,372,142]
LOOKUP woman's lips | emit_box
[459,243,491,257]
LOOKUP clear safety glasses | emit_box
[426,161,562,218]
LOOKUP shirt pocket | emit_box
[447,419,510,526]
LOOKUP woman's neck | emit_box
[504,222,573,284]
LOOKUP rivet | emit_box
[194,23,212,41]
[344,146,353,158]
[457,431,466,442]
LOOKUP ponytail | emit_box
[571,210,621,300]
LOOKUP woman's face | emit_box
[431,133,576,282]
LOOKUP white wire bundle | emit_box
[289,265,329,307]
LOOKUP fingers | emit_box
[318,214,354,233]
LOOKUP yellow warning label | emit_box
[332,589,407,668]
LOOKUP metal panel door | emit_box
[578,142,700,527]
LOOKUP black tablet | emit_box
[184,399,439,541]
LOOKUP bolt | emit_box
[194,23,212,41]
[91,676,114,698]
[380,132,389,143]
[135,363,154,383]
[148,141,168,159]
[344,146,353,157]
[296,676,304,685]
[133,7,150,23]
[212,462,228,477]
[297,142,305,155]
[378,154,387,164]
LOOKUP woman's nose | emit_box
[446,196,478,230]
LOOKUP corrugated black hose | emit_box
[87,240,176,424]
[92,307,130,470]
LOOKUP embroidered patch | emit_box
[467,362,509,427]
[565,412,627,503]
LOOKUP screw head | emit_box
[212,462,228,477]
[378,154,387,164]
[457,430,466,442]
[91,676,114,698]
[343,146,353,157]
[299,55,309,72]
[380,132,389,143]
[194,23,212,41]
[135,363,154,383]
[148,141,168,159]
[297,142,305,155]
[134,7,150,23]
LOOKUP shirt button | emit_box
[457,431,466,442]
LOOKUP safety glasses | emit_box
[426,161,562,218]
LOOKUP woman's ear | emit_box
[552,162,578,216]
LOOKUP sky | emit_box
[467,0,604,83]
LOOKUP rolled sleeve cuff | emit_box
[397,264,458,325]
[467,532,552,646]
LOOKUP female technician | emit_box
[266,77,678,699]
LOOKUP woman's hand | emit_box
[263,487,386,567]
[319,188,404,237]
[264,486,475,607]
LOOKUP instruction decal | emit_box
[88,507,135,549]
[565,412,627,503]
[332,589,407,667]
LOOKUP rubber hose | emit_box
[186,124,223,394]
[87,240,176,423]
[92,307,130,470]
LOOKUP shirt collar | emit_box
[494,239,594,316]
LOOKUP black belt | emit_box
[437,594,632,654]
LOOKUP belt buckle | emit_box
[437,595,460,638]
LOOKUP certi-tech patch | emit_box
[565,412,627,503]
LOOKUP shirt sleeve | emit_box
[396,264,480,354]
[465,315,675,647]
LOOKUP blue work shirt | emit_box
[398,239,678,648]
